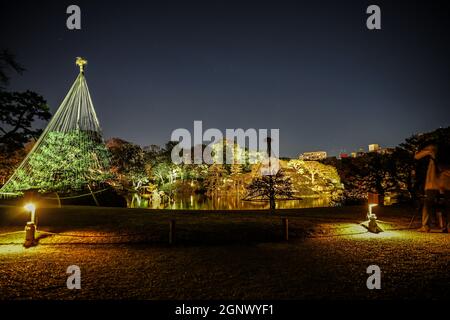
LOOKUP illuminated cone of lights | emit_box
[0,58,110,194]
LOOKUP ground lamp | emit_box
[367,204,381,233]
[363,193,383,233]
[367,203,378,233]
[24,203,37,247]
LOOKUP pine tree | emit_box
[245,169,293,210]
[6,131,110,192]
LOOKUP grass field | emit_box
[0,204,448,299]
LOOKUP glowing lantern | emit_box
[23,203,37,247]
[24,203,36,223]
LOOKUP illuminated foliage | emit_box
[4,131,110,193]
[288,160,341,186]
[107,138,148,190]
[203,164,228,196]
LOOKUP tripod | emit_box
[409,193,448,230]
[408,195,424,229]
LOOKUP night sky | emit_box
[1,0,449,157]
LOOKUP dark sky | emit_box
[1,0,449,157]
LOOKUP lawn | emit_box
[0,204,448,299]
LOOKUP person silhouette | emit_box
[414,144,439,232]
[437,146,450,233]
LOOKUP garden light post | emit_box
[24,203,37,247]
[368,203,377,218]
[25,203,36,224]
[360,192,383,233]
[367,202,383,233]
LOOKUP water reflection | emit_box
[128,193,331,210]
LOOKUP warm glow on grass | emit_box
[0,244,28,255]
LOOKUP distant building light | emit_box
[368,144,381,152]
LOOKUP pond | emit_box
[127,193,332,210]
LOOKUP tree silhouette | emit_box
[0,49,51,153]
[245,169,293,211]
[0,49,25,89]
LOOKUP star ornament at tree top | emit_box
[76,57,88,73]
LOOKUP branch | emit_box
[1,108,27,138]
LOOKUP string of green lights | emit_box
[0,58,111,195]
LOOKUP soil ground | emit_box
[0,204,448,299]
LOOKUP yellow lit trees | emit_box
[287,159,343,201]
